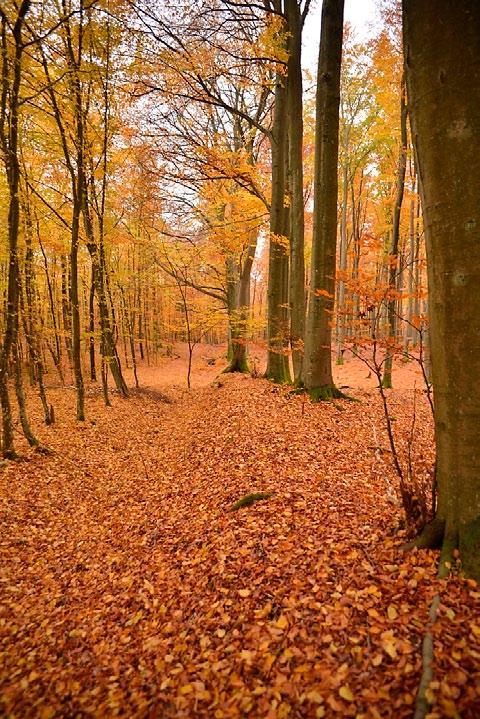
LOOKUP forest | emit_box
[0,0,479,717]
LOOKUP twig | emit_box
[414,593,441,719]
[139,451,150,481]
[407,382,417,483]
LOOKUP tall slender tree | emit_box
[303,0,345,399]
[0,1,31,457]
[265,10,291,384]
[382,73,407,389]
[285,0,307,383]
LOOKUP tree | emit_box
[381,72,407,389]
[285,0,307,383]
[264,11,291,384]
[128,0,276,374]
[403,0,480,580]
[303,0,344,399]
[0,1,31,458]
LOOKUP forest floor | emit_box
[1,344,479,718]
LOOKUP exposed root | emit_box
[402,516,445,551]
[404,514,480,582]
[264,373,292,386]
[308,384,354,402]
[2,449,19,461]
[34,444,54,456]
[222,361,250,375]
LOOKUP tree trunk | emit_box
[84,231,128,398]
[120,286,139,388]
[38,237,63,383]
[286,0,305,384]
[382,75,408,389]
[403,0,480,581]
[137,282,145,361]
[62,6,86,421]
[70,200,85,421]
[0,2,31,457]
[224,250,253,374]
[13,339,38,447]
[403,174,416,354]
[22,219,53,425]
[265,62,292,384]
[336,157,349,363]
[303,0,345,399]
[60,255,73,373]
[89,263,97,381]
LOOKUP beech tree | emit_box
[0,1,31,458]
[381,72,407,389]
[285,0,307,383]
[303,0,344,399]
[403,0,480,580]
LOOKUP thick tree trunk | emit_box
[285,0,305,384]
[63,9,86,421]
[265,65,292,384]
[403,0,480,580]
[224,233,257,374]
[303,0,345,399]
[0,2,31,457]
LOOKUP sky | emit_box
[302,0,379,71]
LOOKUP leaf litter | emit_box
[0,358,479,718]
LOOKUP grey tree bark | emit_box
[285,0,305,384]
[0,1,31,457]
[265,61,292,384]
[403,0,480,580]
[303,0,345,399]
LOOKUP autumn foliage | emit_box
[0,0,479,716]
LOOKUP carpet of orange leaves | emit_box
[1,346,479,718]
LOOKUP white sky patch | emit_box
[302,0,380,72]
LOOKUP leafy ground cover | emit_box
[1,347,479,718]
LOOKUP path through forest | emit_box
[1,349,479,717]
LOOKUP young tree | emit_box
[403,0,480,580]
[381,72,407,389]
